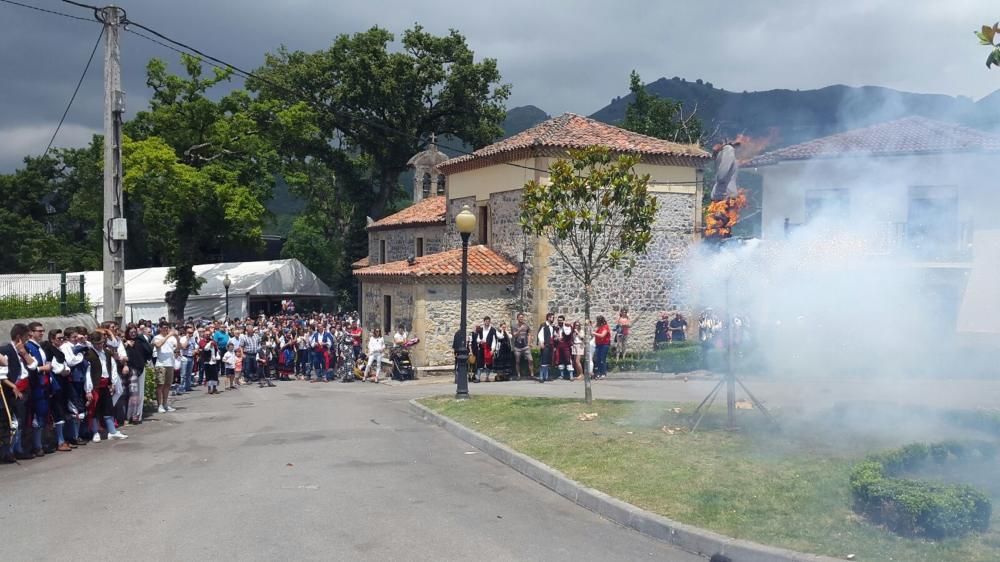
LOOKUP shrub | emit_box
[0,292,90,320]
[144,368,158,406]
[945,409,1000,438]
[849,441,993,539]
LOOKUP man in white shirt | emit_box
[151,323,178,413]
[536,313,555,383]
[58,327,87,444]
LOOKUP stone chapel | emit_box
[353,114,711,368]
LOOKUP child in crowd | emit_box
[223,343,237,390]
[234,346,244,386]
[203,339,221,394]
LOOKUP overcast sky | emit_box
[1,0,998,171]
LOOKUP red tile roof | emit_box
[351,256,369,269]
[368,196,446,231]
[438,113,711,174]
[353,245,519,279]
[747,116,1000,166]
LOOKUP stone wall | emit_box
[419,281,516,367]
[359,280,416,337]
[488,188,536,316]
[443,196,478,251]
[368,224,445,265]
[543,191,698,351]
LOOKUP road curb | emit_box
[409,399,839,562]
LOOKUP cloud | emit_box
[1,0,997,173]
[0,123,98,170]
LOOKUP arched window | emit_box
[436,174,446,195]
[422,172,432,197]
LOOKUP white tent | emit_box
[73,259,334,321]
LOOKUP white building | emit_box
[747,116,1000,340]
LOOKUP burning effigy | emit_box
[705,141,748,240]
[704,190,748,238]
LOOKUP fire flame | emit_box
[704,189,748,239]
[734,128,780,164]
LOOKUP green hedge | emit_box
[849,442,994,539]
[607,343,704,373]
[144,367,158,406]
[945,410,1000,438]
[0,293,89,320]
[515,343,709,375]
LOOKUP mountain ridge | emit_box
[511,80,1000,149]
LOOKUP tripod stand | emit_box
[688,275,774,433]
[688,370,773,432]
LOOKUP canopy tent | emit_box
[73,259,334,321]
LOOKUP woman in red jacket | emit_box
[593,316,612,379]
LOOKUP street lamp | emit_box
[223,274,231,322]
[454,205,476,400]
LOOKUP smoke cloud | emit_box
[684,137,992,380]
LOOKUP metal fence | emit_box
[0,273,88,320]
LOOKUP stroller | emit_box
[390,337,420,381]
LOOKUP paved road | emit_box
[1,381,702,562]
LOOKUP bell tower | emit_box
[406,134,450,202]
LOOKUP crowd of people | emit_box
[0,306,701,463]
[0,311,398,464]
[457,308,691,383]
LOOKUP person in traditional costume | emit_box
[536,313,555,383]
[553,315,573,381]
[475,316,498,382]
[84,331,127,442]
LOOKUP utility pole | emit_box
[100,5,126,327]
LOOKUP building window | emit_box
[379,239,387,264]
[478,205,489,245]
[416,237,424,257]
[908,186,958,259]
[436,174,446,196]
[805,189,849,221]
[383,295,392,334]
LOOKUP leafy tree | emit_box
[0,138,104,273]
[250,25,511,219]
[520,147,658,404]
[124,55,279,320]
[976,23,1000,67]
[122,135,266,320]
[279,159,364,293]
[621,70,703,144]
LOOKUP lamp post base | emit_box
[455,349,470,400]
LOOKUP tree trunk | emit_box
[165,289,188,324]
[583,283,593,404]
[165,264,197,323]
[369,166,403,220]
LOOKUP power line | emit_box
[126,27,239,77]
[43,25,104,159]
[0,0,97,22]
[60,0,100,10]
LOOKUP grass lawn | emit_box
[420,395,1000,562]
